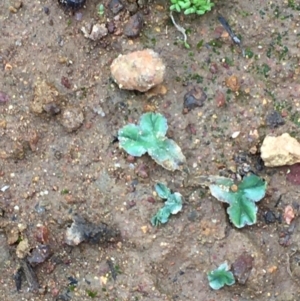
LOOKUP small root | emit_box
[169,11,190,48]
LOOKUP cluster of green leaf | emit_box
[207,262,235,290]
[118,112,186,171]
[209,174,267,228]
[118,112,268,291]
[151,183,183,226]
[170,0,214,15]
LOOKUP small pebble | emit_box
[27,244,52,266]
[127,155,135,163]
[187,210,198,222]
[43,6,50,15]
[1,185,10,192]
[146,196,155,204]
[75,12,83,21]
[109,0,124,14]
[209,62,218,74]
[265,110,285,128]
[0,91,9,104]
[107,21,115,34]
[61,76,72,89]
[263,210,276,224]
[14,0,23,9]
[9,6,18,13]
[60,107,84,132]
[225,75,240,92]
[43,102,61,115]
[231,131,240,139]
[232,253,253,284]
[123,13,144,38]
[183,86,206,113]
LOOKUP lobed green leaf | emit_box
[178,1,191,9]
[209,174,267,228]
[118,113,186,171]
[151,207,171,226]
[238,174,267,202]
[118,124,147,157]
[209,177,235,204]
[148,138,186,171]
[140,112,168,138]
[207,262,235,290]
[155,183,171,199]
[151,184,183,226]
[165,192,183,214]
[227,195,258,228]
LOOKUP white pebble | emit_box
[231,131,240,139]
[1,185,10,192]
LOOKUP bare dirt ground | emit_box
[1,0,300,300]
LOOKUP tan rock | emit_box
[6,226,19,245]
[60,107,84,132]
[225,75,240,92]
[81,23,108,41]
[110,49,165,92]
[31,80,62,115]
[260,133,300,167]
[16,238,30,259]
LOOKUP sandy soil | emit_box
[1,0,300,300]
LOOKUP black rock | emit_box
[265,110,285,128]
[20,259,39,291]
[109,0,124,14]
[65,214,120,246]
[27,244,52,267]
[263,210,276,224]
[183,86,206,113]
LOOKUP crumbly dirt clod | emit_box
[110,49,165,92]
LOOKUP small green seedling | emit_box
[60,188,70,195]
[86,289,98,298]
[118,112,186,171]
[98,4,104,16]
[168,0,214,47]
[207,262,235,290]
[170,0,214,15]
[209,174,267,228]
[151,183,183,226]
